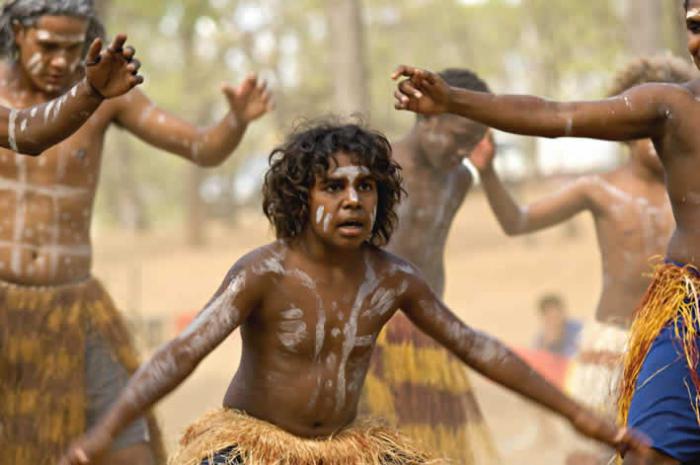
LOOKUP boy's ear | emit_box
[12,20,26,47]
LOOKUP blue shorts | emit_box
[628,322,700,464]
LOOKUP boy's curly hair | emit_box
[607,54,696,97]
[263,121,404,247]
[0,0,105,60]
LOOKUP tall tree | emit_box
[626,0,664,55]
[326,0,371,118]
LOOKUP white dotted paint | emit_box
[43,100,55,123]
[30,107,38,119]
[7,109,18,153]
[323,212,332,232]
[278,318,308,352]
[70,85,78,98]
[19,118,27,134]
[315,206,325,224]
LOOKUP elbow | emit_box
[196,156,226,168]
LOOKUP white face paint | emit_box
[332,165,370,186]
[25,52,43,76]
[35,30,86,44]
[687,8,700,19]
[322,212,332,232]
[315,206,325,224]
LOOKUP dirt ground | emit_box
[92,178,607,464]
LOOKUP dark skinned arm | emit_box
[114,74,273,167]
[392,65,682,142]
[469,133,592,235]
[398,270,649,459]
[1,34,143,156]
[58,260,265,465]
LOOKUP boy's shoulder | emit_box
[368,245,422,280]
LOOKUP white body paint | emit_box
[315,206,325,224]
[35,30,86,44]
[687,8,700,19]
[7,109,18,153]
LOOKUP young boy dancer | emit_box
[468,55,694,463]
[362,68,498,465]
[0,1,271,464]
[392,2,700,462]
[1,33,143,154]
[59,122,647,465]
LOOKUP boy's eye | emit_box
[39,42,60,53]
[324,181,343,193]
[358,180,375,192]
[688,20,700,33]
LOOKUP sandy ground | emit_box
[92,178,606,464]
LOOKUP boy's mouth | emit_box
[336,219,365,236]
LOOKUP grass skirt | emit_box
[618,262,700,429]
[0,277,165,465]
[359,313,498,465]
[169,409,441,465]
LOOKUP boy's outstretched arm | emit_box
[113,73,273,167]
[470,133,592,235]
[392,65,675,142]
[398,272,649,461]
[58,260,265,465]
[0,34,143,156]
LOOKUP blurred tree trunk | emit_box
[626,0,663,55]
[669,2,690,58]
[181,5,208,248]
[325,0,370,119]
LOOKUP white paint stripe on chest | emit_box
[7,109,18,153]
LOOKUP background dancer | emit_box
[469,54,694,464]
[391,2,700,460]
[0,1,272,465]
[58,122,647,465]
[361,68,498,465]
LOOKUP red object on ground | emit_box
[514,347,570,389]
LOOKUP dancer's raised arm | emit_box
[0,34,143,155]
[392,65,685,142]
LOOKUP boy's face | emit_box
[417,114,486,170]
[307,152,378,250]
[686,1,700,70]
[14,15,88,94]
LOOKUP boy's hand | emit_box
[57,428,112,465]
[468,131,496,172]
[570,407,651,463]
[85,34,143,99]
[222,74,274,125]
[392,65,451,115]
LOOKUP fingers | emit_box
[394,90,411,110]
[126,59,141,75]
[130,74,144,87]
[108,33,127,54]
[122,46,136,62]
[391,65,417,80]
[85,38,102,66]
[398,79,422,99]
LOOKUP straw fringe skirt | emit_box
[359,313,499,465]
[169,409,441,465]
[0,277,165,465]
[618,262,700,429]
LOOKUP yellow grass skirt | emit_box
[169,409,441,465]
[0,277,165,465]
[359,313,498,465]
[618,262,700,429]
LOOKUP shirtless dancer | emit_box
[361,68,498,465]
[392,1,700,461]
[0,33,143,155]
[58,122,647,465]
[469,55,694,464]
[0,2,271,465]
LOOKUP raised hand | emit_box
[468,131,496,172]
[85,34,143,99]
[222,74,274,125]
[392,65,451,115]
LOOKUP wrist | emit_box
[81,77,105,102]
[477,164,496,176]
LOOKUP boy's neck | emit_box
[401,130,441,172]
[294,232,367,268]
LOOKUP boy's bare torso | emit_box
[224,241,414,438]
[387,143,471,295]
[581,169,673,325]
[658,80,700,267]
